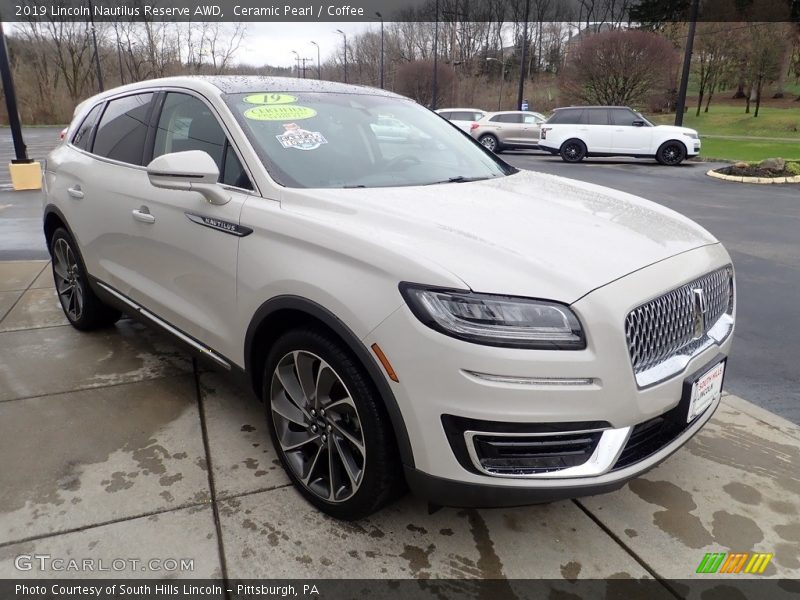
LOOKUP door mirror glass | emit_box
[146,150,230,205]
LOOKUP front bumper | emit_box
[364,244,734,504]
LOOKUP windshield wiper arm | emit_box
[425,176,492,185]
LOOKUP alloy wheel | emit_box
[661,143,683,165]
[270,350,366,503]
[480,136,497,152]
[564,143,582,160]
[53,238,84,321]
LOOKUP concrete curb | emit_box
[707,169,800,184]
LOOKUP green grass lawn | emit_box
[699,138,800,162]
[650,104,800,139]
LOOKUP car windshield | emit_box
[224,91,513,188]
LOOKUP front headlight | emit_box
[400,284,585,350]
[684,132,699,139]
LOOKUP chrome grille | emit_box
[625,266,734,376]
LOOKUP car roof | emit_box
[436,108,485,112]
[75,75,405,109]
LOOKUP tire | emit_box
[263,327,404,520]
[479,134,500,153]
[560,139,587,163]
[49,228,122,331]
[656,140,687,166]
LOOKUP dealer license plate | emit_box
[688,361,725,423]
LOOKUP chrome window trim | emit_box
[464,426,630,479]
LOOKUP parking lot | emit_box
[1,128,799,588]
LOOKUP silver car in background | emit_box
[471,110,547,153]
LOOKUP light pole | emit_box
[486,57,507,111]
[675,0,700,126]
[335,29,348,83]
[310,41,321,80]
[291,50,300,77]
[375,12,385,89]
[517,0,530,111]
[432,0,439,109]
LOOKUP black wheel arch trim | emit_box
[43,204,77,253]
[245,295,415,468]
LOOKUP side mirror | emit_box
[632,120,645,127]
[147,150,230,206]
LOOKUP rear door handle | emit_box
[132,207,156,224]
[67,185,84,199]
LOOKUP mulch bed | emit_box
[716,165,794,178]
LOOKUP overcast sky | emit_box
[238,23,377,68]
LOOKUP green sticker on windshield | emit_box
[244,93,298,105]
[244,105,317,121]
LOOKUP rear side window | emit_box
[547,109,582,124]
[451,111,482,121]
[438,111,452,119]
[490,114,522,123]
[581,108,609,125]
[71,104,103,151]
[92,93,154,165]
[154,92,252,190]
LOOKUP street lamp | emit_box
[291,50,300,77]
[486,57,508,111]
[375,12,385,89]
[310,41,321,80]
[335,29,348,83]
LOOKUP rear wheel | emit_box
[560,139,587,163]
[264,328,403,520]
[656,141,687,166]
[50,228,121,330]
[479,134,500,153]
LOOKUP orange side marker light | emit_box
[371,343,399,383]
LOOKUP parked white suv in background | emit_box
[539,106,701,165]
[44,77,734,519]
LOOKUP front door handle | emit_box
[67,185,84,199]
[132,206,156,224]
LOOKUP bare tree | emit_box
[560,29,678,106]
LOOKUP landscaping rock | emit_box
[759,157,786,171]
[734,161,749,169]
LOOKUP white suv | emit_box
[539,106,701,165]
[44,77,734,519]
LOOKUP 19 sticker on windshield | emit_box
[244,93,298,105]
[276,123,328,151]
[244,105,316,121]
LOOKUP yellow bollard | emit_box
[8,161,42,191]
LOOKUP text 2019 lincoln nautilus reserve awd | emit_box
[43,76,735,519]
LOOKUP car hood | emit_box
[279,170,718,303]
[654,124,698,136]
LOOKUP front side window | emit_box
[92,93,154,165]
[72,104,103,151]
[154,93,252,190]
[225,91,512,189]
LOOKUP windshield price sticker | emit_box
[244,105,317,121]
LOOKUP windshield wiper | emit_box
[425,175,492,185]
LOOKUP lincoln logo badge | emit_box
[692,288,707,339]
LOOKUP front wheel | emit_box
[264,328,403,520]
[656,141,687,166]
[560,139,587,163]
[50,228,121,331]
